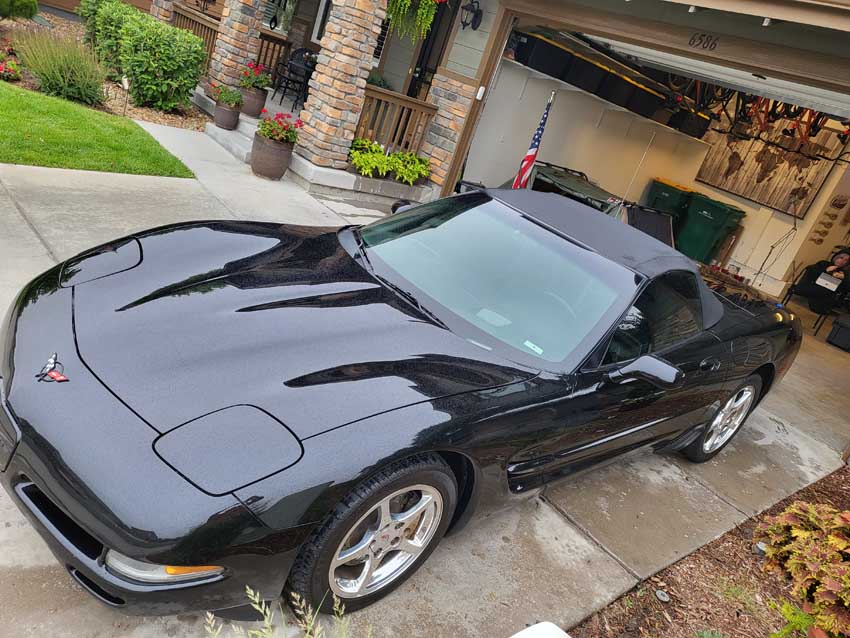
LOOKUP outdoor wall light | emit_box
[461,0,483,30]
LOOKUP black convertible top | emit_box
[488,189,724,328]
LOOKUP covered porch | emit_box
[150,0,453,198]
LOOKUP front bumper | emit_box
[3,472,305,616]
[0,278,308,616]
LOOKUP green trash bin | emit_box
[646,178,693,230]
[676,193,746,264]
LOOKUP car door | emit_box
[508,271,731,488]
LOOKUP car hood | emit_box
[70,222,535,439]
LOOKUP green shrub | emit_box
[16,31,104,105]
[390,151,429,185]
[755,501,850,638]
[348,138,430,185]
[119,14,205,111]
[93,0,138,79]
[350,139,392,178]
[77,0,106,44]
[0,0,37,20]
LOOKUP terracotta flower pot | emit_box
[240,87,267,118]
[251,134,293,180]
[213,102,240,130]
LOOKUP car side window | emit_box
[602,271,703,366]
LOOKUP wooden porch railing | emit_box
[172,2,220,74]
[257,28,292,80]
[356,85,438,155]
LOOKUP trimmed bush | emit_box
[77,0,107,44]
[119,14,205,111]
[0,0,37,20]
[16,31,105,105]
[94,0,139,79]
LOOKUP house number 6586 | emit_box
[688,33,719,50]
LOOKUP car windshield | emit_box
[359,192,641,366]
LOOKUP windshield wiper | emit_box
[353,228,373,270]
[352,229,447,330]
[375,274,448,330]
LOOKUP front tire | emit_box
[682,375,762,463]
[286,454,457,613]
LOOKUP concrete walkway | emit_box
[0,141,847,637]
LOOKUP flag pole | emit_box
[512,90,557,190]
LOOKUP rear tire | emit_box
[681,375,762,463]
[285,454,457,613]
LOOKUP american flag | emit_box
[512,91,556,189]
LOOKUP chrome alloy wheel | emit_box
[702,385,756,454]
[328,485,443,599]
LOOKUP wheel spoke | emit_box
[353,556,378,595]
[731,390,752,410]
[394,493,433,525]
[398,539,425,557]
[704,428,719,452]
[333,531,374,568]
[378,499,393,530]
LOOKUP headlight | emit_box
[105,550,223,584]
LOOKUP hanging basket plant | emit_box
[387,0,448,42]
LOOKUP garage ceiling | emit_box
[588,35,850,119]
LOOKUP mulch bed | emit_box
[1,13,211,131]
[569,465,850,638]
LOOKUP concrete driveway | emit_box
[0,153,847,638]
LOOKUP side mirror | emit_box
[606,354,684,389]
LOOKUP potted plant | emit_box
[209,83,242,130]
[251,109,303,179]
[239,62,271,118]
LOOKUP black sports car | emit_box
[0,190,800,618]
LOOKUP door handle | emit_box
[699,357,722,372]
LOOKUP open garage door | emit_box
[456,7,850,300]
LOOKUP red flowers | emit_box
[257,111,303,143]
[240,61,271,90]
[0,55,21,82]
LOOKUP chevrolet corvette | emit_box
[0,190,800,617]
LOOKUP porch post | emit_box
[295,0,387,169]
[421,72,478,190]
[149,0,173,21]
[208,0,263,87]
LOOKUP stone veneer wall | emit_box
[208,0,262,88]
[295,0,387,169]
[420,72,477,189]
[149,0,173,22]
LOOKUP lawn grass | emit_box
[0,81,193,177]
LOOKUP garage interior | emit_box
[458,4,850,326]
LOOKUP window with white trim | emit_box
[311,0,332,44]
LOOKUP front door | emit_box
[406,1,460,99]
[507,271,731,489]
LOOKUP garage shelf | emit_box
[501,57,710,147]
